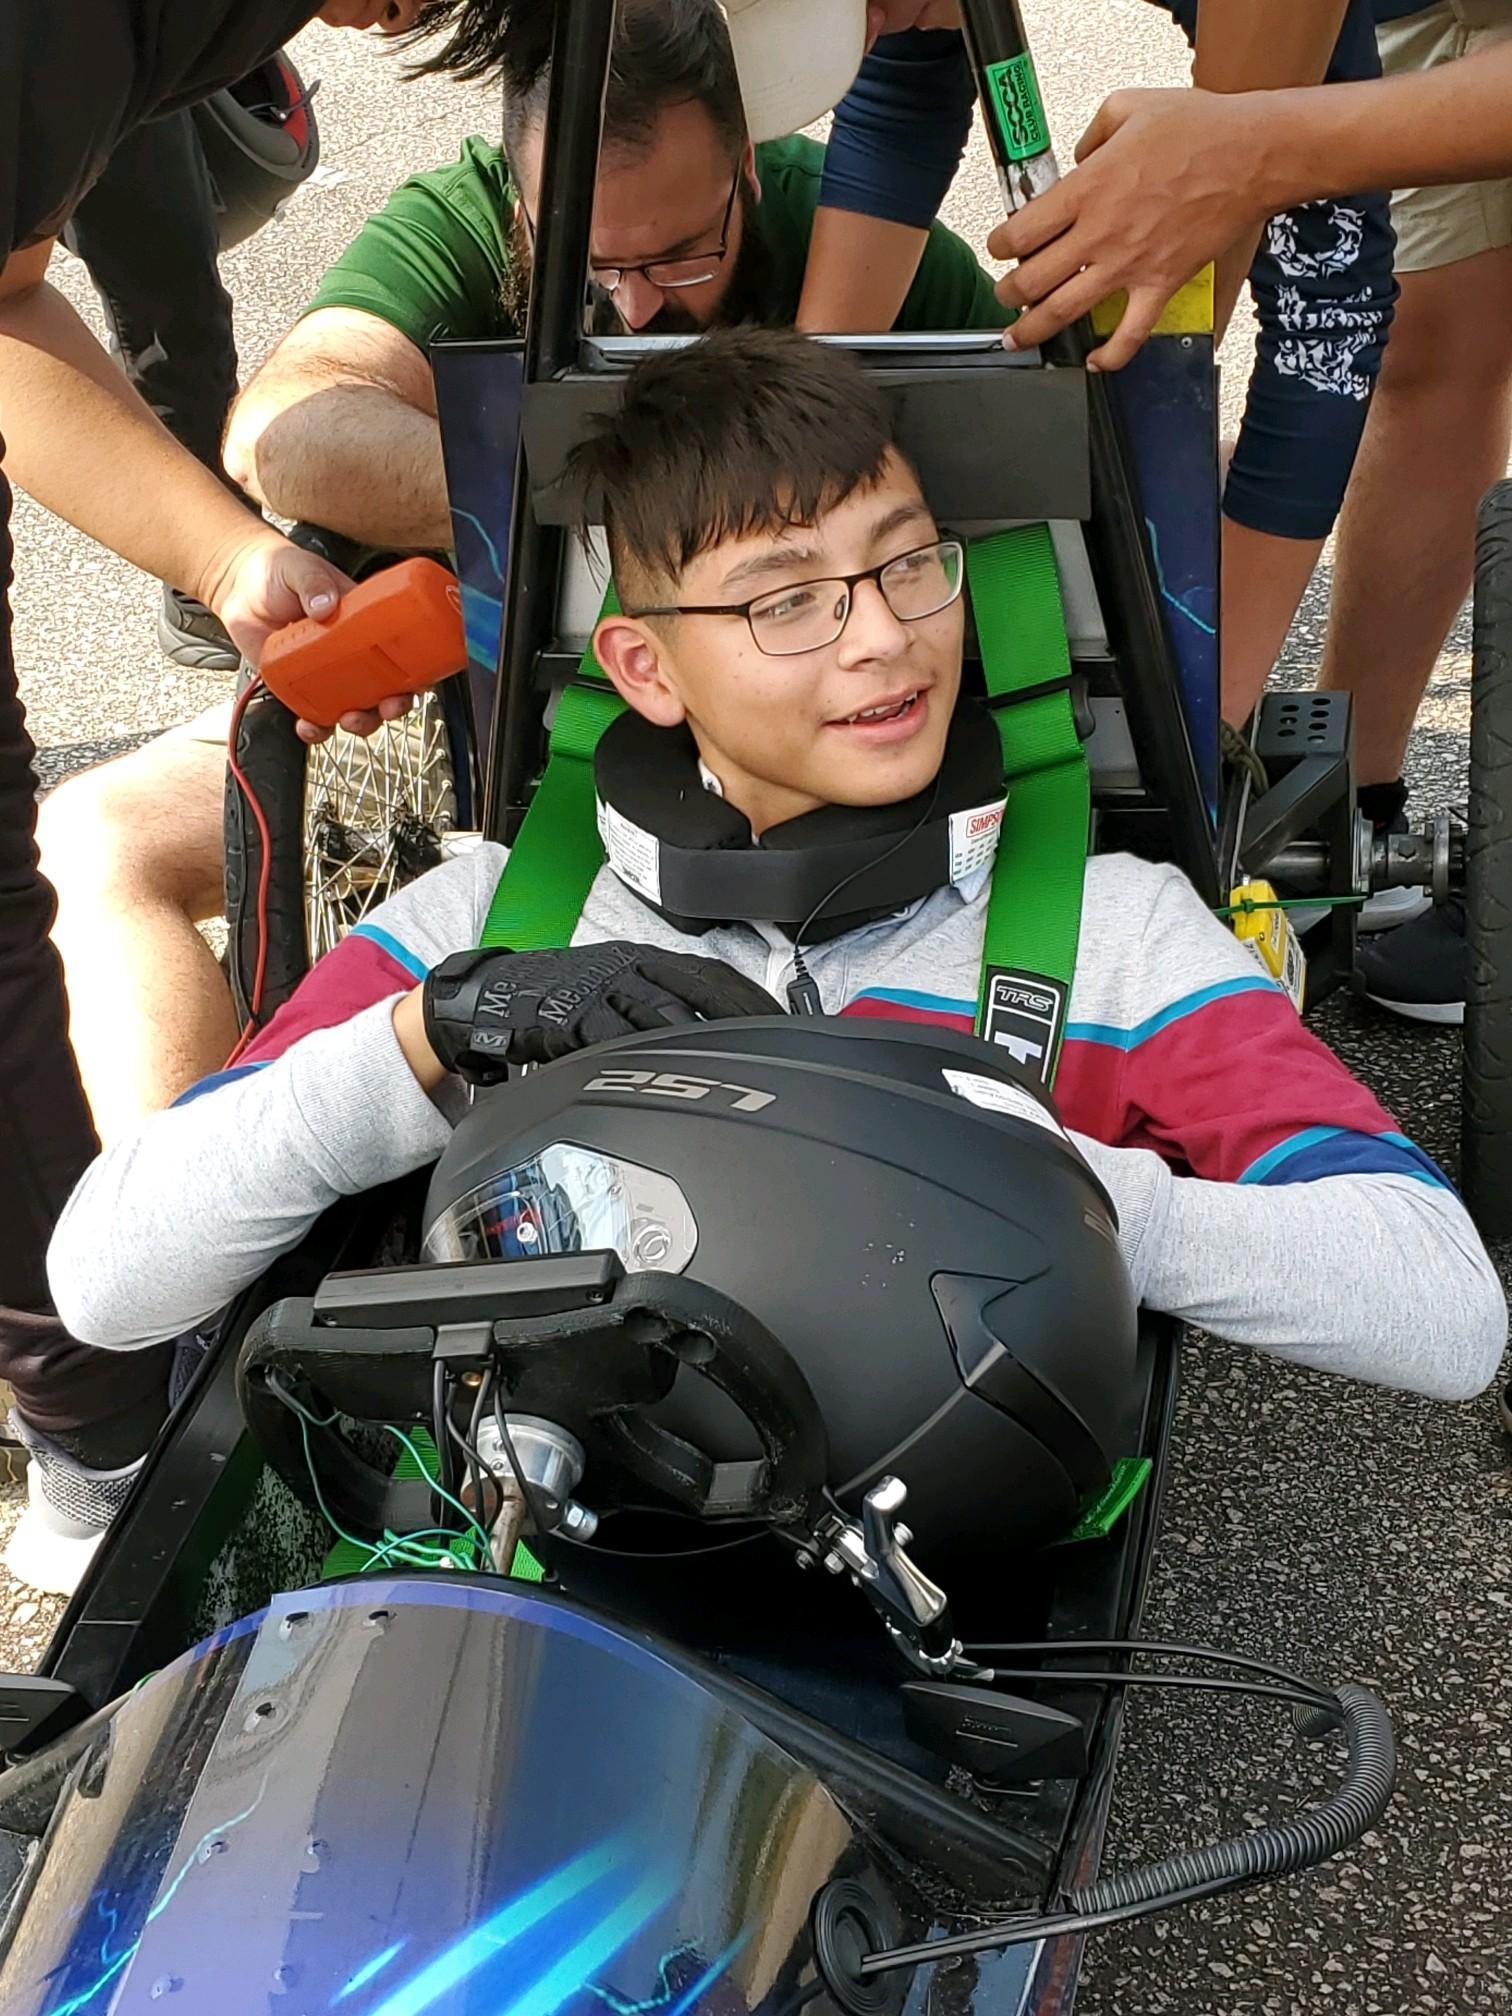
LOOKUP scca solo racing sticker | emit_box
[979,968,1067,1088]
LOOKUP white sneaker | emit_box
[1359,884,1432,933]
[3,1414,142,1598]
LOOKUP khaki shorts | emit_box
[1378,0,1512,270]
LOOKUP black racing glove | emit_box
[423,942,783,1083]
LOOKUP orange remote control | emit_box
[259,557,467,727]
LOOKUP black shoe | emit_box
[1356,899,1466,1027]
[158,584,238,672]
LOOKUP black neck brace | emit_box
[593,700,1007,941]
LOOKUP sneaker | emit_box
[3,1412,143,1597]
[1356,899,1467,1027]
[1359,882,1432,934]
[158,584,239,673]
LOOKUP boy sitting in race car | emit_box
[47,329,1506,1416]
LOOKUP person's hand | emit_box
[420,944,784,1085]
[196,525,416,743]
[317,0,423,30]
[865,1,961,46]
[989,88,1275,371]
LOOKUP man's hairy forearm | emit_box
[232,378,453,552]
[1254,48,1512,211]
[0,279,264,599]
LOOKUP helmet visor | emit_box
[424,1142,698,1274]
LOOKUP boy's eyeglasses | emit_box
[521,165,742,296]
[625,538,966,659]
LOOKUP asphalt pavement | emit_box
[3,5,1509,2010]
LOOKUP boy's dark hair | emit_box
[403,0,747,166]
[568,329,903,594]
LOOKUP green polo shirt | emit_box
[305,133,1009,347]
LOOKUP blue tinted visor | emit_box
[0,1581,867,2015]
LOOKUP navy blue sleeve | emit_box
[819,29,976,230]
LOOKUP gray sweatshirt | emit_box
[48,844,1507,1400]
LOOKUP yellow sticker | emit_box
[1230,881,1306,1014]
[1091,266,1215,340]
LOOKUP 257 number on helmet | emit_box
[585,1068,775,1113]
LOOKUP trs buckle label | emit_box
[980,969,1066,1087]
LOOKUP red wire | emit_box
[224,676,275,1066]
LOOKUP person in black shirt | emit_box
[66,109,255,673]
[0,0,526,1593]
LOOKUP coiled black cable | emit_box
[1067,1682,1395,1916]
[856,1681,1395,1977]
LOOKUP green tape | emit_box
[985,54,1050,164]
[508,1541,546,1582]
[1056,1457,1152,1545]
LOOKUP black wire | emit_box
[789,773,944,995]
[772,1980,831,2016]
[972,1668,1330,1716]
[441,1372,495,1542]
[432,1361,460,1522]
[550,1528,770,1562]
[963,1638,1338,1710]
[856,1871,1267,1977]
[485,1395,548,1537]
[851,1653,1347,1982]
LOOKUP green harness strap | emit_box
[969,525,1091,1086]
[481,530,1089,1085]
[480,594,624,951]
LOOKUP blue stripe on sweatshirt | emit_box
[1065,973,1279,1054]
[1240,1126,1451,1190]
[349,921,429,981]
[172,1062,268,1110]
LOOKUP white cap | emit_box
[721,0,869,143]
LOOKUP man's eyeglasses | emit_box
[625,538,966,659]
[522,164,742,297]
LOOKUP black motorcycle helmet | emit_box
[424,1018,1138,1563]
[189,51,320,251]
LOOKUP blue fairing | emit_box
[1,1581,869,2016]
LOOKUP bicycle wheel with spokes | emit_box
[303,693,462,963]
[227,679,474,1028]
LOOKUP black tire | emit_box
[1462,479,1512,1239]
[223,532,475,1029]
[225,673,311,1026]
